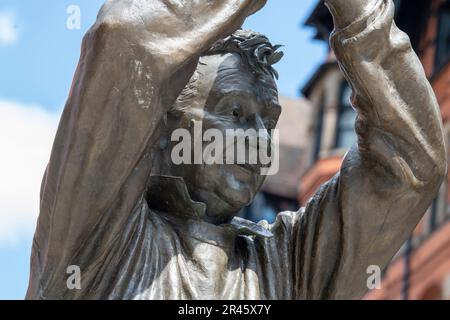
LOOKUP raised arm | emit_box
[295,0,447,299]
[29,0,266,298]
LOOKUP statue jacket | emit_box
[26,0,446,299]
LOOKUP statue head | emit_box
[159,29,283,224]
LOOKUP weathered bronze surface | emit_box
[26,0,447,299]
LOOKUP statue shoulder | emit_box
[263,209,304,237]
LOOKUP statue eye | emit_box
[232,106,241,118]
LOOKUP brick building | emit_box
[301,0,450,299]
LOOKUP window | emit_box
[393,0,402,12]
[424,179,448,236]
[429,198,438,232]
[435,1,450,72]
[239,193,276,223]
[239,192,297,223]
[393,0,431,52]
[335,82,357,149]
[313,95,325,160]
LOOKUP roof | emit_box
[303,0,333,41]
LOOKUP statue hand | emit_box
[90,0,267,80]
[95,0,267,36]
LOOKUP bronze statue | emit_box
[26,0,447,299]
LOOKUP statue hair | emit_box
[169,29,283,117]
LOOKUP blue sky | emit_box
[0,0,326,299]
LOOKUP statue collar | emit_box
[146,175,273,239]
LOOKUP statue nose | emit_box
[246,115,272,155]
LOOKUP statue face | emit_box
[167,53,281,224]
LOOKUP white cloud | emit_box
[0,100,58,246]
[0,12,18,46]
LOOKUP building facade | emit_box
[240,96,312,223]
[301,0,450,299]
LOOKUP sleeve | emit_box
[293,0,447,299]
[28,0,266,298]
